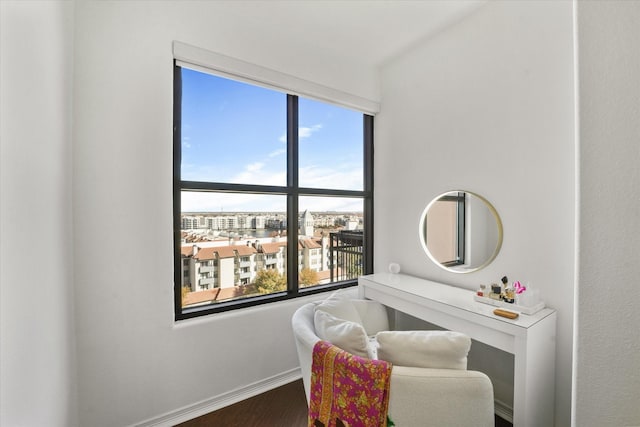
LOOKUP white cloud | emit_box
[299,124,322,139]
[246,162,264,172]
[181,191,286,213]
[299,195,362,213]
[299,164,363,191]
[232,168,286,187]
[268,148,286,158]
[230,158,286,186]
[278,124,323,143]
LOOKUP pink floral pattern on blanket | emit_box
[309,340,392,427]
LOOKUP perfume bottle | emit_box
[504,287,515,304]
[477,284,486,297]
[490,283,501,300]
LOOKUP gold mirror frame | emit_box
[419,190,503,274]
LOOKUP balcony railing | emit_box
[329,230,364,283]
[199,277,217,286]
[199,265,216,273]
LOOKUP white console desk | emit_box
[358,273,556,427]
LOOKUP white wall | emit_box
[71,2,377,426]
[6,2,637,426]
[467,194,498,269]
[574,2,640,426]
[0,2,77,426]
[376,1,576,425]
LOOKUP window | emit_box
[174,62,373,319]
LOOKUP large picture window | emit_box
[173,62,373,320]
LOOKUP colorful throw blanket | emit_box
[309,340,392,427]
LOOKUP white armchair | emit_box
[292,296,495,427]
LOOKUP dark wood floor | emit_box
[175,380,308,427]
[175,379,513,427]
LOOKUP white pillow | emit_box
[314,310,370,358]
[314,291,363,325]
[376,330,471,370]
[350,299,390,336]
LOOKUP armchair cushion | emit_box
[376,330,471,370]
[314,310,370,358]
[350,299,390,336]
[314,291,363,324]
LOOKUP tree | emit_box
[254,269,286,294]
[299,268,319,288]
[346,253,363,279]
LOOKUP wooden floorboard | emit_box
[174,378,513,426]
[174,379,308,427]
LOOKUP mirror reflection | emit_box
[419,191,502,273]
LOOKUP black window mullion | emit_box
[296,187,369,198]
[363,114,374,275]
[173,61,183,320]
[286,95,299,294]
[181,182,288,195]
[457,192,466,265]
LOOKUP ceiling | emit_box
[224,1,486,69]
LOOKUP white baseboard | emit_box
[494,399,514,423]
[133,368,302,427]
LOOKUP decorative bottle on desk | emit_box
[503,287,515,303]
[500,276,509,298]
[490,283,502,300]
[477,284,486,297]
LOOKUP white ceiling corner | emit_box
[230,0,486,69]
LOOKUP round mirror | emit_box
[419,191,503,273]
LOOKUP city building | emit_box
[180,230,344,306]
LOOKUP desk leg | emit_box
[513,312,557,427]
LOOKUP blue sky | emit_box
[180,67,364,213]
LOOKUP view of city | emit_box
[179,210,364,308]
[177,66,368,312]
